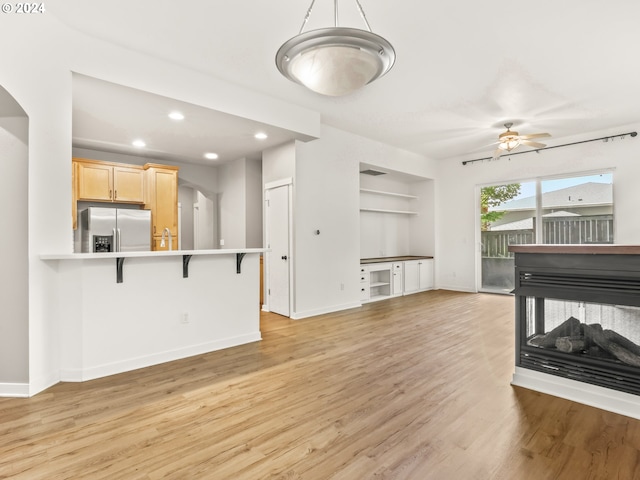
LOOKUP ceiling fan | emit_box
[492,123,550,159]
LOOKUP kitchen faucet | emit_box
[160,227,173,251]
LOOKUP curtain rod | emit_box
[461,131,638,166]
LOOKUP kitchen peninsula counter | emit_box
[41,247,265,260]
[42,248,265,382]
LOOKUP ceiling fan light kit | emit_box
[497,123,521,152]
[276,0,395,96]
[492,122,550,160]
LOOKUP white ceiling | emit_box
[51,0,640,164]
[72,74,313,164]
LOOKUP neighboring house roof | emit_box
[543,210,581,217]
[490,211,580,231]
[493,182,612,211]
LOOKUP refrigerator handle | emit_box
[117,228,122,252]
[112,228,117,252]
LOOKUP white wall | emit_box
[263,142,296,185]
[218,158,247,248]
[409,180,436,256]
[437,123,640,292]
[178,186,195,250]
[245,158,263,248]
[293,125,438,318]
[0,115,29,391]
[56,254,261,381]
[194,190,216,249]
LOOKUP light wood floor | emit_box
[2,290,640,479]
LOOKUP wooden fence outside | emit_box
[482,215,614,258]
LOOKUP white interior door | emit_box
[266,184,290,316]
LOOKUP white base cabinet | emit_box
[361,258,433,303]
[359,265,370,302]
[391,262,403,297]
[403,259,434,294]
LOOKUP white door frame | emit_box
[264,178,294,316]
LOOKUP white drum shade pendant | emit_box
[276,0,395,96]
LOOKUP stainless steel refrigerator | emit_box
[80,207,151,253]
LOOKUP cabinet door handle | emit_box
[281,255,288,260]
[114,190,117,199]
[109,189,113,199]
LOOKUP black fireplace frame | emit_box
[512,248,640,396]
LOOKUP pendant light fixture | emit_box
[276,0,395,96]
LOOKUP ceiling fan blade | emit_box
[521,139,547,149]
[519,133,551,140]
[492,148,503,160]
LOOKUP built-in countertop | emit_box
[360,255,433,264]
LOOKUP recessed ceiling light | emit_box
[132,139,146,147]
[204,152,219,160]
[254,132,268,140]
[168,111,185,120]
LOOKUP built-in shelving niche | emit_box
[359,164,435,260]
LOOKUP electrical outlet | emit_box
[180,312,189,324]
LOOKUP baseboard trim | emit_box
[291,302,362,320]
[437,284,476,293]
[61,332,262,382]
[512,366,640,420]
[0,382,30,398]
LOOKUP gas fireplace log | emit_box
[529,317,581,348]
[587,346,617,360]
[583,323,604,350]
[603,330,640,357]
[555,336,586,353]
[583,324,640,367]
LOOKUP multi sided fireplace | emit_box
[510,245,640,397]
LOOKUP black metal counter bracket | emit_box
[183,255,193,278]
[113,253,250,282]
[236,253,246,274]
[116,257,125,283]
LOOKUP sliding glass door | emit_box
[480,181,535,293]
[479,172,613,293]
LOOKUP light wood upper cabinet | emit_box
[144,163,179,250]
[74,158,144,204]
[113,166,145,203]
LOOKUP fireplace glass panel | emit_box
[525,297,640,366]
